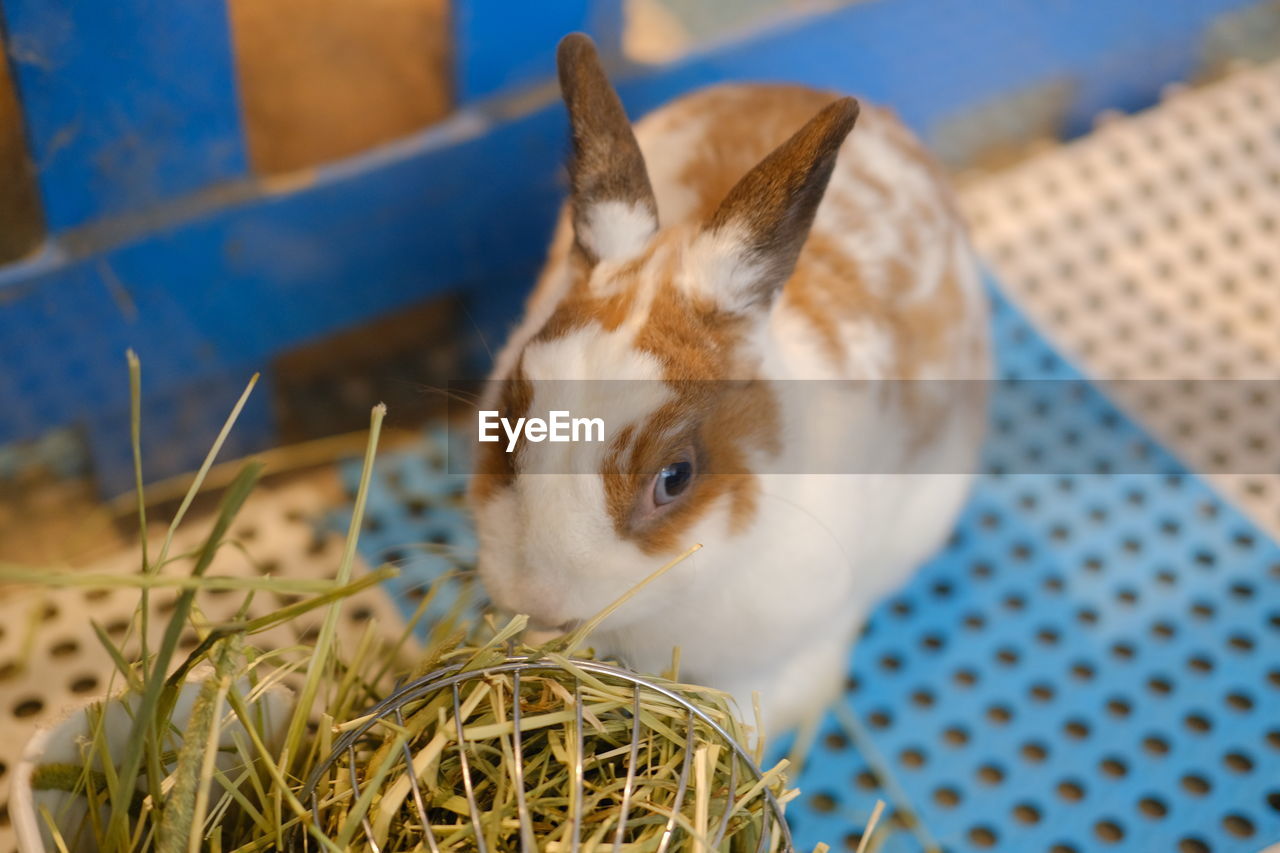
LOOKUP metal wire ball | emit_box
[300,656,795,852]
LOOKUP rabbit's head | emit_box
[470,34,858,632]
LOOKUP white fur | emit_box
[519,325,671,474]
[683,224,775,314]
[637,109,716,225]
[476,85,989,736]
[578,200,656,262]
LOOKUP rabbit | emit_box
[469,33,989,737]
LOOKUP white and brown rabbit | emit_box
[470,33,989,736]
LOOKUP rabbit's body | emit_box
[472,39,988,735]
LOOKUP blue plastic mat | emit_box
[326,425,477,626]
[329,288,1280,852]
[786,293,1280,853]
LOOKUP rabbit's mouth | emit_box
[528,616,578,633]
[523,618,577,646]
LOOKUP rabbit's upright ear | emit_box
[698,97,859,312]
[557,33,658,265]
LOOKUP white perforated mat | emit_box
[960,60,1280,542]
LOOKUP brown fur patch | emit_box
[782,229,881,366]
[525,247,651,346]
[781,204,975,384]
[512,224,783,552]
[600,275,780,553]
[706,96,859,305]
[470,254,782,551]
[671,86,848,222]
[601,376,779,555]
[468,369,531,504]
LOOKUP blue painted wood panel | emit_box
[2,0,249,230]
[453,0,625,103]
[0,105,570,484]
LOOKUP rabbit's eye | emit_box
[653,459,694,506]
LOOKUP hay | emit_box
[305,648,795,852]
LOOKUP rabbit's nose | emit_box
[478,570,569,630]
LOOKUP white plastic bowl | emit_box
[10,673,292,853]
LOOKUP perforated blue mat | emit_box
[328,288,1280,853]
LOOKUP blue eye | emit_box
[653,459,694,506]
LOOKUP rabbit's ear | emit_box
[698,97,859,312]
[557,33,658,265]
